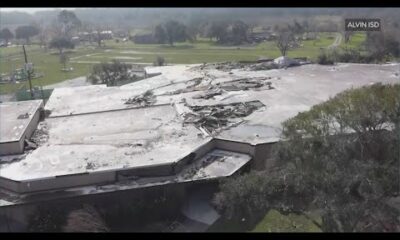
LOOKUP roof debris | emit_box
[183,101,265,134]
[124,90,156,106]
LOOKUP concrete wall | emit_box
[0,204,36,232]
[0,138,260,194]
[23,102,43,141]
[213,138,279,171]
[0,101,43,156]
[0,140,24,156]
[0,171,116,193]
[213,139,255,156]
[0,180,188,232]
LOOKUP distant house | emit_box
[71,36,80,45]
[78,32,91,42]
[131,33,157,44]
[114,30,128,38]
[302,32,318,40]
[100,31,113,40]
[248,32,277,43]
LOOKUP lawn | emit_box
[0,32,353,95]
[251,209,322,232]
[207,209,323,232]
[343,32,366,49]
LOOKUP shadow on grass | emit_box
[159,44,195,49]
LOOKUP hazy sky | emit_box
[0,8,77,14]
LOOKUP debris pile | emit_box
[218,77,274,91]
[196,62,247,72]
[17,113,30,119]
[246,62,280,71]
[181,154,227,180]
[124,90,156,106]
[30,122,49,146]
[183,101,265,134]
[24,139,37,150]
[192,89,223,99]
[193,58,311,73]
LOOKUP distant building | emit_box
[248,32,277,43]
[114,30,128,38]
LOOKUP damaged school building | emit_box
[0,60,399,231]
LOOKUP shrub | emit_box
[88,60,140,86]
[317,51,334,65]
[154,56,165,66]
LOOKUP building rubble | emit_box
[195,57,311,72]
[124,90,156,106]
[183,101,265,135]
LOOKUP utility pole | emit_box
[22,45,34,99]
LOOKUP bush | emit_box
[154,56,165,66]
[317,51,334,65]
[88,60,140,86]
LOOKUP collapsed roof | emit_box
[0,62,399,198]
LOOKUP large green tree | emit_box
[49,37,75,55]
[15,25,39,44]
[164,20,187,46]
[57,10,81,37]
[214,83,400,232]
[0,28,14,43]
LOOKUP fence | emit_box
[15,85,53,102]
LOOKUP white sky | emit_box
[0,8,77,14]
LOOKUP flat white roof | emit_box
[0,62,399,184]
[0,104,209,181]
[0,100,43,143]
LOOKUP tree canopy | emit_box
[57,10,81,37]
[214,83,400,232]
[49,37,75,54]
[0,28,14,42]
[15,25,39,44]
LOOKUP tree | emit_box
[208,21,229,43]
[290,20,305,35]
[0,28,14,43]
[214,84,400,232]
[275,29,295,56]
[59,52,70,69]
[164,20,187,46]
[365,31,400,60]
[344,31,354,44]
[57,10,81,38]
[231,20,249,45]
[15,25,39,44]
[49,37,75,55]
[62,205,109,232]
[153,24,167,44]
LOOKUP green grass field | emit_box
[251,210,322,232]
[0,32,364,95]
